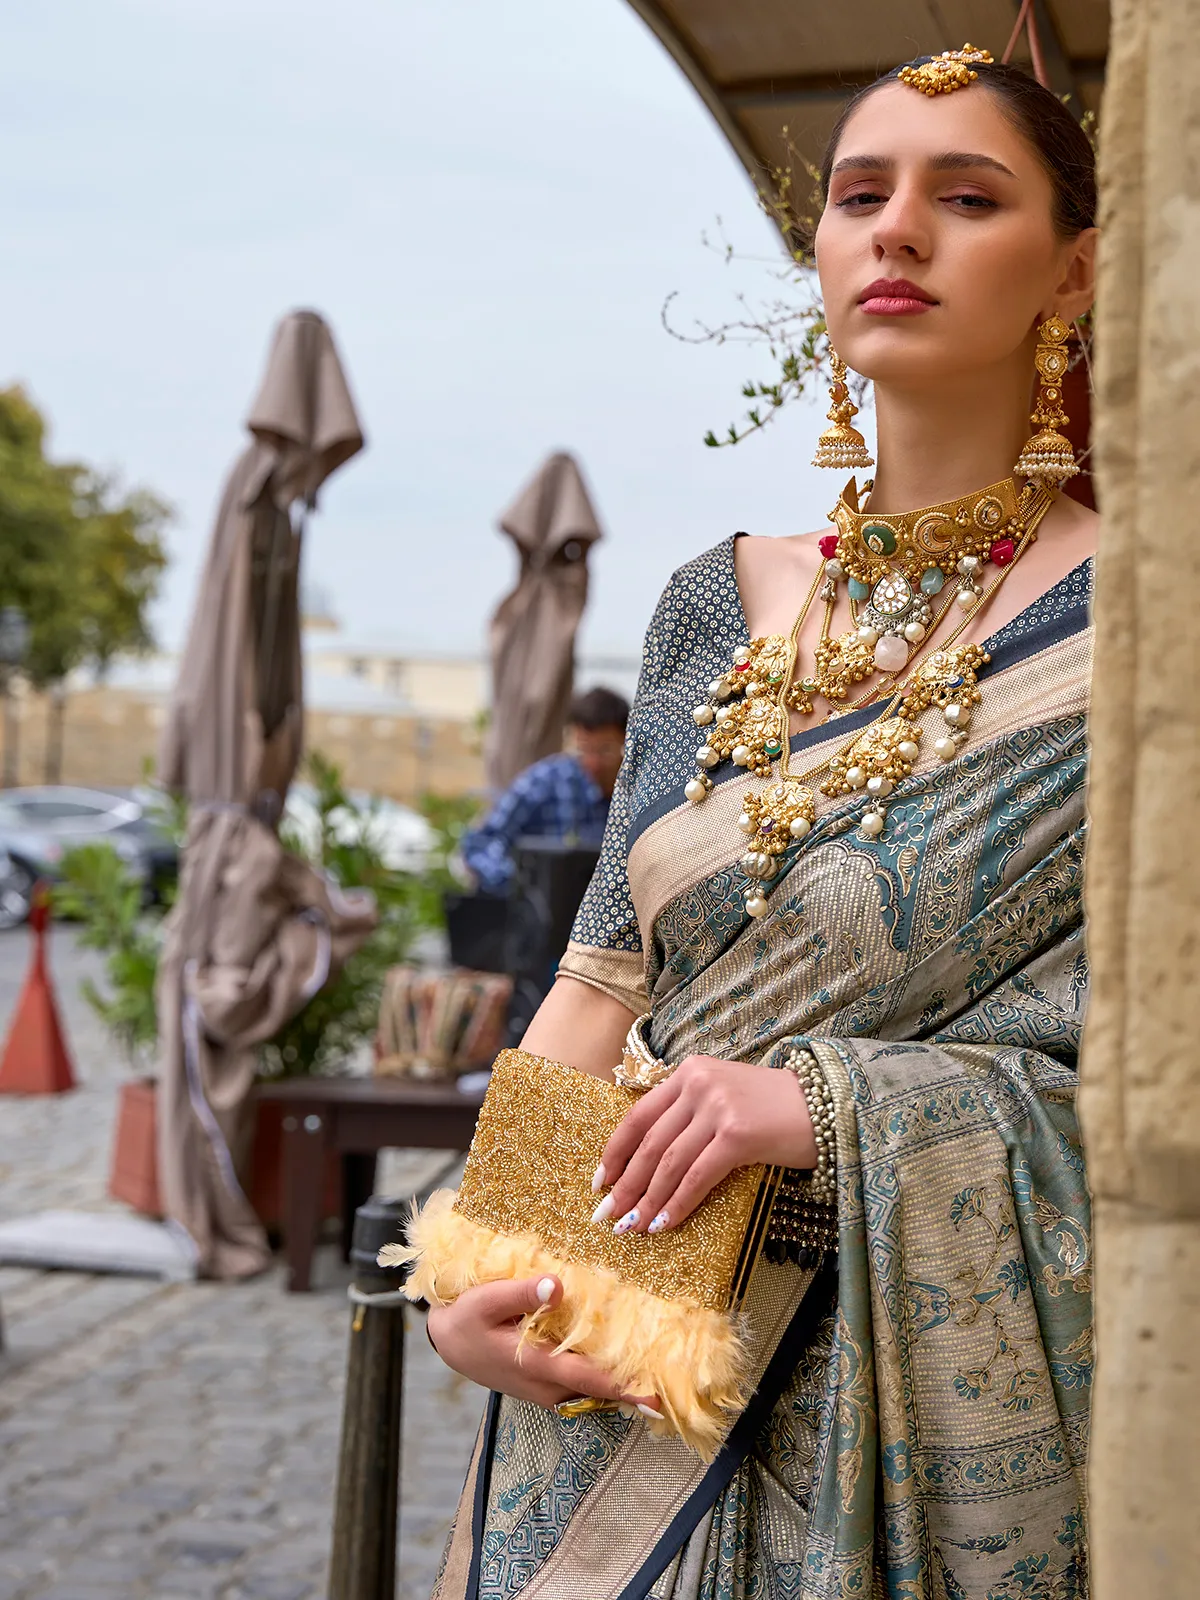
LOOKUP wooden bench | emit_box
[255,1077,484,1291]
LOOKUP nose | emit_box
[869,182,933,263]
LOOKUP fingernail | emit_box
[648,1211,670,1234]
[590,1164,606,1194]
[637,1402,665,1420]
[613,1209,639,1236]
[590,1194,615,1225]
[535,1277,556,1304]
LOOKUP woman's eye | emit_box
[944,192,998,210]
[835,190,888,209]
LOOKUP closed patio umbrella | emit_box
[156,310,377,1280]
[485,452,603,793]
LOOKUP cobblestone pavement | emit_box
[0,927,484,1599]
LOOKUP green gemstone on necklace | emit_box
[863,522,897,556]
[765,738,782,756]
[920,566,945,595]
[848,577,871,602]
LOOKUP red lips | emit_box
[858,278,937,316]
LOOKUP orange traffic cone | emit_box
[0,887,76,1094]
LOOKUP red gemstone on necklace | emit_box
[990,537,1016,566]
[818,533,839,559]
[734,660,751,672]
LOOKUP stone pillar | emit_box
[1083,0,1200,1590]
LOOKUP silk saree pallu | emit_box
[434,542,1093,1600]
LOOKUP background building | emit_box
[0,606,639,803]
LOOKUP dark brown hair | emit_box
[820,59,1096,237]
[568,686,629,733]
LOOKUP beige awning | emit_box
[625,1,1109,245]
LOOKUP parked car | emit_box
[0,785,178,929]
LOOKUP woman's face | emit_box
[814,81,1095,386]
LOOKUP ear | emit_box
[1051,227,1098,324]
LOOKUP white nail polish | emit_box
[590,1194,615,1225]
[536,1277,556,1304]
[613,1209,639,1236]
[637,1403,665,1420]
[648,1211,670,1234]
[590,1164,606,1194]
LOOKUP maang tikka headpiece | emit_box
[897,44,994,96]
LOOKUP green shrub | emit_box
[51,842,162,1065]
[263,754,444,1076]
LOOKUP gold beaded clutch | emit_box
[383,1048,779,1459]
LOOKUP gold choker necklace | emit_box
[685,478,1054,918]
[820,475,1027,679]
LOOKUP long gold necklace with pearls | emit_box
[686,478,1054,917]
[686,565,828,797]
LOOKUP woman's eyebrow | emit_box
[829,151,1018,179]
[929,150,1018,178]
[829,154,892,177]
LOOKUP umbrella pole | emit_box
[330,1196,407,1600]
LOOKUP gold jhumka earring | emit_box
[1014,314,1080,489]
[811,352,874,471]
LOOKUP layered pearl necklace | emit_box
[686,477,1054,917]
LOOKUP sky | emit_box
[0,0,839,660]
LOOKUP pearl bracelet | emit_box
[782,1045,838,1204]
[764,1047,839,1266]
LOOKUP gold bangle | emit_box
[615,1014,674,1090]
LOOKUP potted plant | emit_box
[49,838,169,1213]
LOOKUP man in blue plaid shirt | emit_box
[461,687,629,895]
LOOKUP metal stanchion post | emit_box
[329,1195,408,1600]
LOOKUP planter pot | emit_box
[108,1077,163,1215]
[108,1076,342,1231]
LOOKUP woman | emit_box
[428,49,1098,1598]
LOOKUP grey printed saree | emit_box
[434,537,1093,1600]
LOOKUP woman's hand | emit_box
[426,1275,661,1416]
[593,1056,815,1235]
